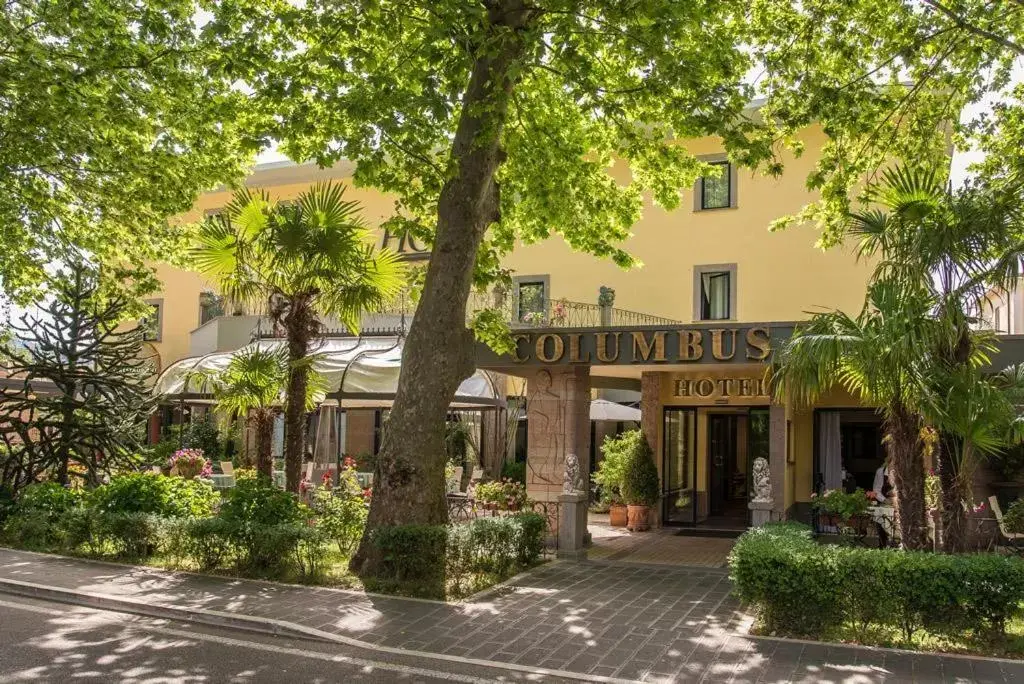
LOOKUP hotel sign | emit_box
[481,326,789,367]
[379,228,430,261]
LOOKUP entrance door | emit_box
[707,414,736,517]
[662,408,696,523]
[704,413,749,529]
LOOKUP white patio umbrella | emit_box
[589,399,641,422]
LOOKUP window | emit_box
[199,291,225,326]
[140,301,162,342]
[514,275,549,324]
[701,161,731,209]
[693,264,736,321]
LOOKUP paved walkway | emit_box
[1,547,1023,682]
[588,519,735,567]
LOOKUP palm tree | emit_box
[775,279,940,550]
[847,165,1024,550]
[192,184,406,491]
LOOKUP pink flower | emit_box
[299,478,312,494]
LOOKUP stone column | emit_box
[524,367,591,503]
[640,372,663,527]
[769,404,787,520]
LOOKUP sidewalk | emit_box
[1,547,1023,683]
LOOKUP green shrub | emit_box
[1003,498,1024,534]
[89,473,219,519]
[0,483,15,523]
[620,430,659,506]
[510,511,546,565]
[96,512,162,559]
[309,487,366,557]
[3,512,56,550]
[500,460,526,483]
[183,517,236,570]
[14,482,82,520]
[594,432,632,504]
[372,524,448,586]
[219,474,304,528]
[729,523,1024,641]
[56,507,101,554]
[290,524,329,580]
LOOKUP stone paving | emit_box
[588,520,736,567]
[1,547,1023,682]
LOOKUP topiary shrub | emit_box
[183,517,236,570]
[370,524,448,596]
[594,432,631,504]
[620,430,659,507]
[729,522,1024,641]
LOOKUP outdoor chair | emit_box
[988,496,1024,555]
[219,461,234,476]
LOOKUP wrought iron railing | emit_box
[256,291,681,340]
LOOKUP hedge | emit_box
[371,512,547,596]
[729,522,1024,640]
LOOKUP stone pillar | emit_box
[769,404,787,520]
[525,367,591,503]
[557,491,589,560]
[640,372,663,527]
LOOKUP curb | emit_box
[0,576,639,684]
[0,577,335,643]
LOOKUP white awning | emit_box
[153,336,503,409]
[590,399,642,422]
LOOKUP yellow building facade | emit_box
[150,124,882,529]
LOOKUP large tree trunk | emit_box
[253,412,274,479]
[350,0,535,577]
[937,431,969,553]
[885,403,929,550]
[283,298,314,493]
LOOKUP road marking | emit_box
[0,598,495,683]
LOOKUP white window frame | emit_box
[693,154,738,211]
[693,264,737,322]
[513,275,550,324]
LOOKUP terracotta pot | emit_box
[626,504,651,532]
[609,503,628,527]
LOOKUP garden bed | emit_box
[0,471,548,601]
[730,522,1024,659]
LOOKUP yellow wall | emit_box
[150,125,873,369]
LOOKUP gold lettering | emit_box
[535,334,565,363]
[695,378,715,397]
[568,333,591,363]
[716,378,733,398]
[678,330,704,361]
[632,331,667,362]
[595,332,622,363]
[738,378,753,397]
[745,327,771,361]
[711,329,737,361]
[406,234,428,253]
[674,379,691,397]
[510,334,530,363]
[380,227,406,252]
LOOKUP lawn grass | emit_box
[751,614,1024,659]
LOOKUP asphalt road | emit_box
[0,596,585,684]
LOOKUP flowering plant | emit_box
[168,448,210,479]
[811,488,871,520]
[474,478,528,510]
[362,487,373,500]
[552,298,569,322]
[321,469,334,490]
[521,311,544,325]
[299,478,313,494]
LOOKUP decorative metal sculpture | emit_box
[751,457,772,503]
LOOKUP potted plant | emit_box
[620,430,659,532]
[595,433,631,527]
[168,448,211,480]
[810,488,870,530]
[475,479,528,511]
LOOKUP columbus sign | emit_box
[477,325,794,367]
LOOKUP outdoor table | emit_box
[355,472,373,488]
[210,474,235,489]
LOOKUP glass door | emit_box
[663,408,697,524]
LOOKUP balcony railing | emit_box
[253,293,681,340]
